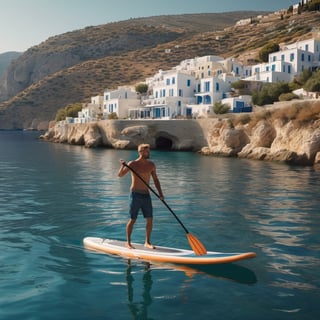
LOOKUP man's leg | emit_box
[144,217,155,249]
[126,218,136,249]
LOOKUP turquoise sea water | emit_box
[0,131,319,320]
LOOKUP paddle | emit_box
[121,161,207,256]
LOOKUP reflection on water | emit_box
[126,261,153,319]
[122,259,257,320]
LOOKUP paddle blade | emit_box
[187,233,207,256]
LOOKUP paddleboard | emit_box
[83,237,257,265]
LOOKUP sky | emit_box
[0,0,296,54]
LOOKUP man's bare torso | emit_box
[129,159,155,192]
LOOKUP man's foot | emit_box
[126,242,135,249]
[144,243,155,249]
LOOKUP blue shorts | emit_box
[129,191,153,219]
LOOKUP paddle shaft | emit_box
[122,161,190,234]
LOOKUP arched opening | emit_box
[155,136,173,150]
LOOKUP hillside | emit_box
[0,9,319,130]
[0,52,22,78]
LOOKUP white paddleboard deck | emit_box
[83,237,256,265]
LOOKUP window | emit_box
[172,77,175,84]
[281,54,285,61]
[205,81,210,92]
[215,82,219,92]
[272,56,276,62]
[166,78,170,85]
[272,64,276,71]
[288,65,291,74]
[290,53,294,61]
[179,89,183,97]
[187,79,191,87]
[301,53,304,61]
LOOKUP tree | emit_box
[258,42,280,62]
[304,70,320,92]
[55,108,67,121]
[55,103,83,121]
[252,82,290,106]
[305,0,320,11]
[294,69,313,86]
[135,83,148,94]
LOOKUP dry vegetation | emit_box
[233,101,320,131]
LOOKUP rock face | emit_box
[41,119,207,151]
[41,101,320,166]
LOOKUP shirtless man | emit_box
[118,144,164,249]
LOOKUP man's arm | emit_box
[118,159,130,177]
[151,170,164,200]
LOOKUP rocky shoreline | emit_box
[41,100,320,166]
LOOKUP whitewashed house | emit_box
[185,56,246,117]
[103,86,140,119]
[221,95,252,113]
[133,69,197,119]
[245,38,320,83]
[76,95,103,123]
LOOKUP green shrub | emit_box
[252,82,290,105]
[55,102,83,121]
[304,70,320,92]
[135,83,148,94]
[107,112,118,119]
[213,101,230,114]
[258,42,280,62]
[279,92,299,101]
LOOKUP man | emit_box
[118,144,164,249]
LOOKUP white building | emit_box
[221,95,252,113]
[103,86,140,119]
[133,69,197,119]
[76,95,103,123]
[245,38,320,83]
[186,56,245,117]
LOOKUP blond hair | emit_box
[138,144,150,152]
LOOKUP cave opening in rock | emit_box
[155,136,173,150]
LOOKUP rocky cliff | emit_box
[41,100,320,166]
